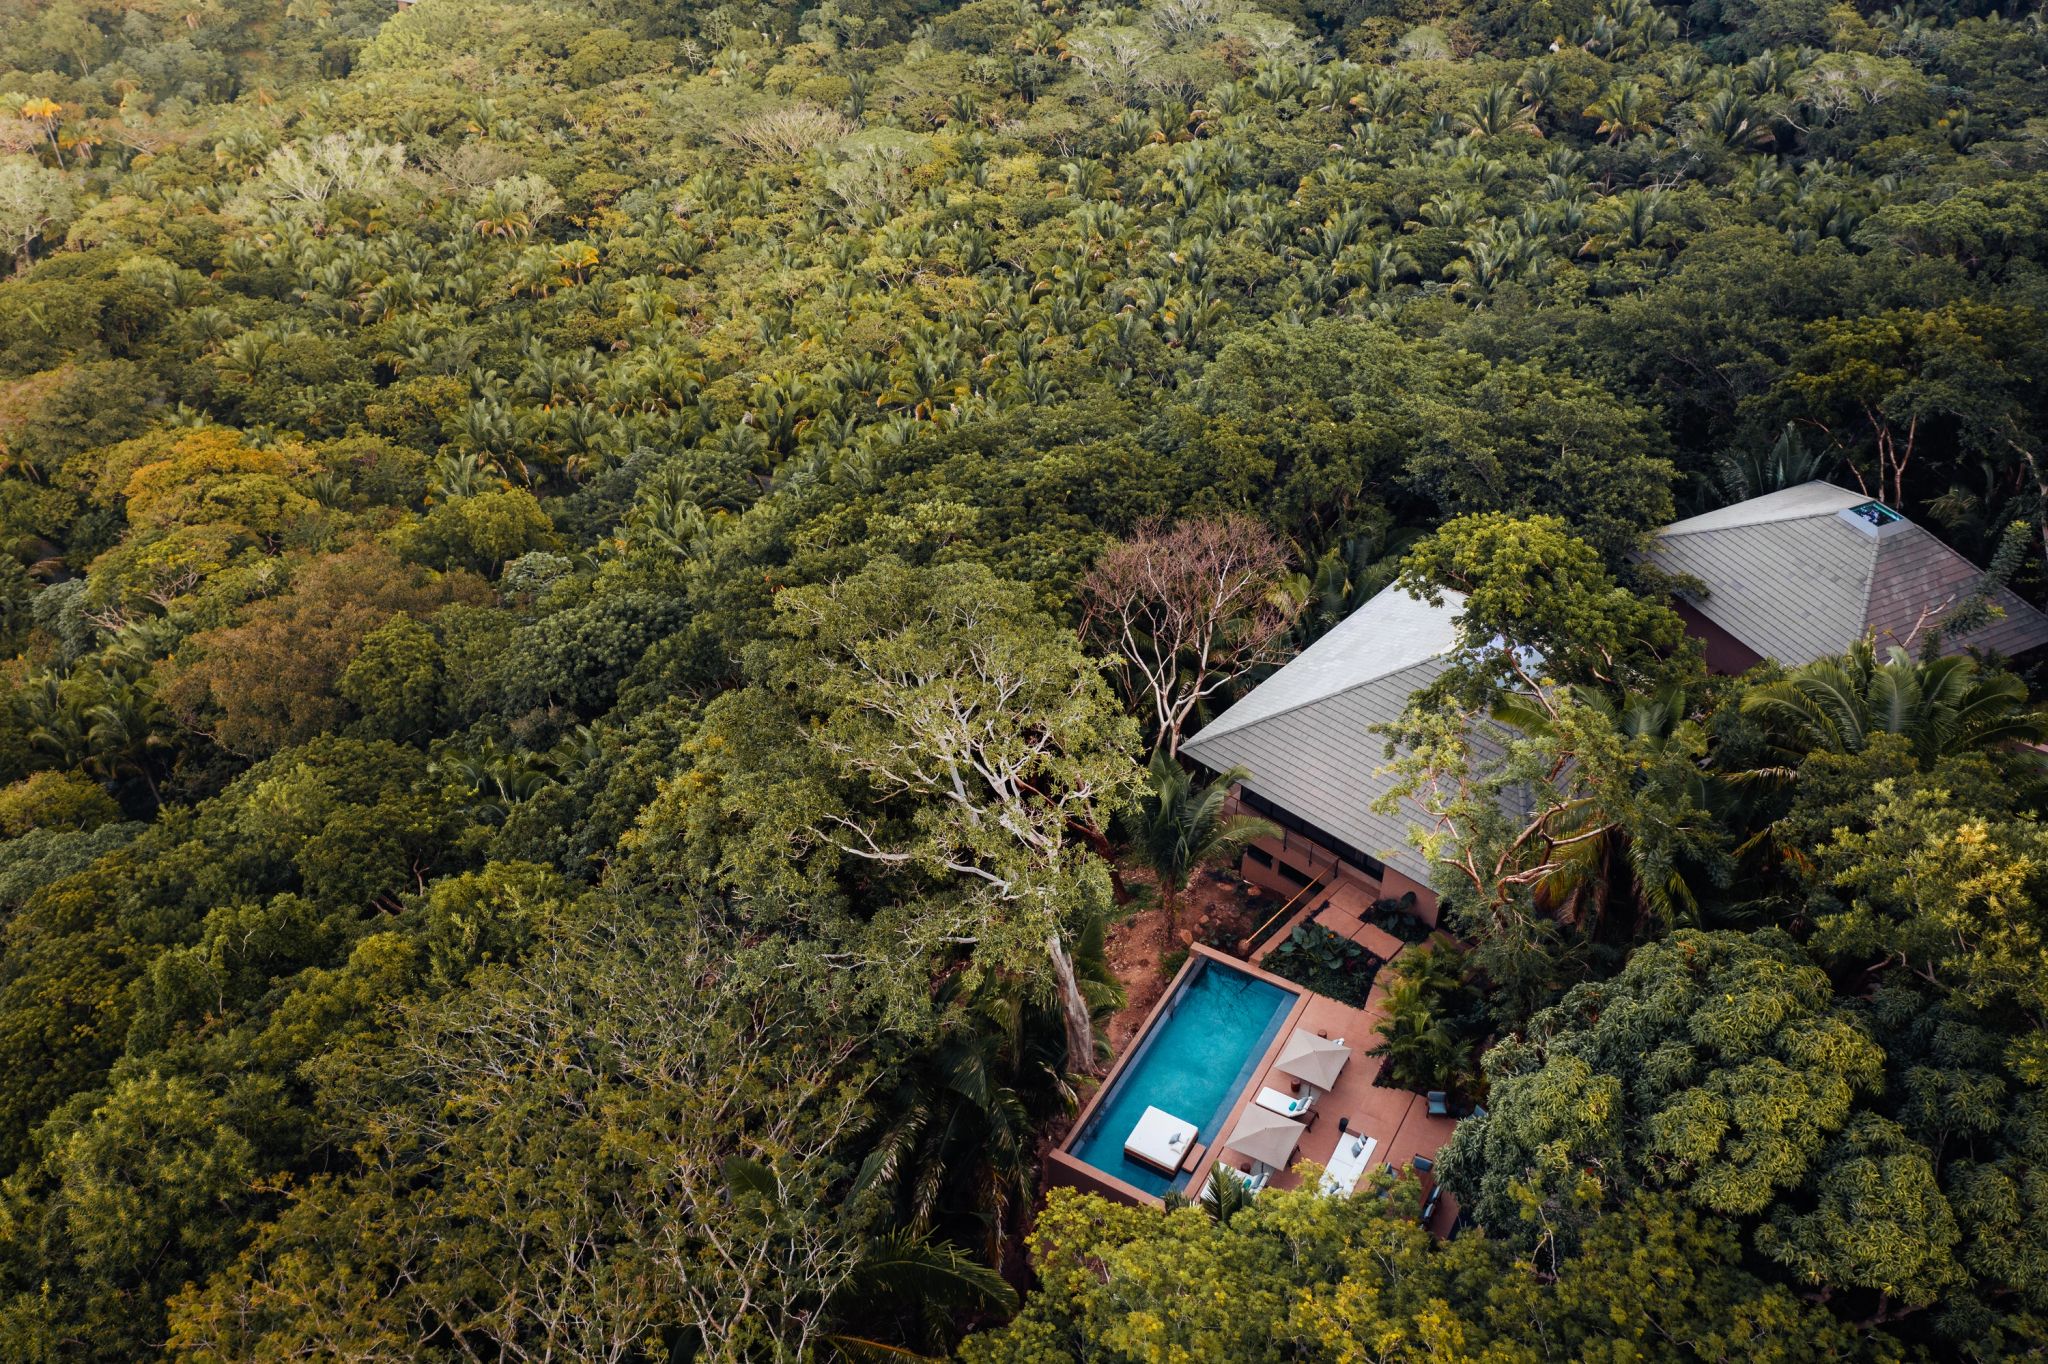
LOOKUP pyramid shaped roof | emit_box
[1644,482,2048,666]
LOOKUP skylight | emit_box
[1839,500,1907,538]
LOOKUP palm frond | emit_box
[836,1232,1020,1316]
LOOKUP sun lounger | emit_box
[1124,1105,1196,1173]
[1254,1085,1316,1118]
[1202,1164,1269,1202]
[1318,1132,1379,1196]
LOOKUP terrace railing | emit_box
[1239,866,1331,958]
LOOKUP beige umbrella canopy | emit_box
[1224,1105,1304,1170]
[1273,1030,1351,1091]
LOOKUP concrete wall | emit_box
[1044,1148,1162,1207]
[1376,864,1438,924]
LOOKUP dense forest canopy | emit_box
[0,0,2045,1356]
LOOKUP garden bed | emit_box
[1366,893,1435,944]
[1263,923,1380,1006]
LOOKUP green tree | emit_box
[1131,752,1276,947]
[396,488,559,576]
[1439,927,2004,1324]
[963,1185,1864,1364]
[1807,780,2048,1032]
[1784,303,2046,511]
[0,157,74,273]
[1400,512,1692,697]
[164,897,994,1363]
[746,557,1141,1073]
[1740,639,2046,766]
[1402,364,1678,564]
[338,614,446,742]
[0,770,118,835]
[159,542,488,756]
[41,1071,260,1297]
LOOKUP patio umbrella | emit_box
[1273,1030,1351,1091]
[1224,1105,1304,1170]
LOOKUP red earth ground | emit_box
[1100,865,1264,1051]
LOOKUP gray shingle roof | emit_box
[1645,482,2048,666]
[1181,586,1462,885]
[1186,484,2048,887]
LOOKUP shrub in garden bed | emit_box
[1367,892,1434,944]
[1265,923,1379,1005]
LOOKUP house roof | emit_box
[1643,481,2048,667]
[1181,585,1464,886]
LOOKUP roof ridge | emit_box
[1186,652,1440,749]
[1657,507,1840,539]
[1655,481,1867,538]
[1184,585,1463,751]
[1856,520,1883,635]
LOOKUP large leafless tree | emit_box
[1082,515,1303,757]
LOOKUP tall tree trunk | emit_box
[1045,930,1098,1076]
[1065,815,1133,905]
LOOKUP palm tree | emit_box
[1360,239,1419,293]
[1200,1162,1253,1225]
[1716,423,1829,503]
[1740,638,2047,765]
[86,682,170,808]
[852,1010,1039,1266]
[431,739,559,823]
[1391,939,1466,1000]
[1586,80,1654,143]
[718,1155,1016,1360]
[22,671,93,770]
[1459,84,1540,139]
[1580,188,1665,257]
[1132,752,1279,947]
[853,927,1118,1268]
[1490,684,1725,935]
[1366,975,1465,1094]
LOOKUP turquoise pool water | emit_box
[1068,956,1298,1197]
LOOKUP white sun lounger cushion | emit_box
[1255,1086,1315,1117]
[1319,1133,1379,1196]
[1124,1105,1196,1172]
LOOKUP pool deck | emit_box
[1052,896,1463,1234]
[1214,879,1462,1232]
[1185,984,1462,1235]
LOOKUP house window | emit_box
[1245,845,1274,869]
[1239,789,1387,880]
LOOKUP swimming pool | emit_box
[1068,954,1299,1197]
